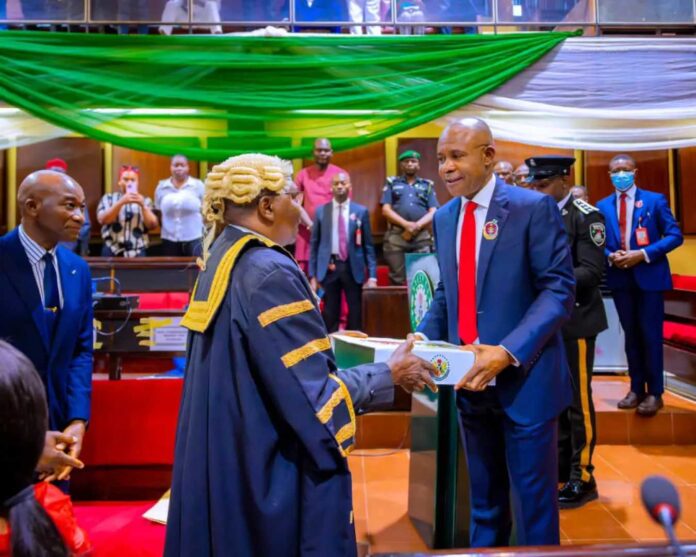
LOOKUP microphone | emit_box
[641,475,686,557]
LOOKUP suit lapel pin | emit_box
[636,200,643,208]
[483,219,499,240]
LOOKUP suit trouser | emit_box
[611,283,664,396]
[559,337,597,483]
[382,228,432,285]
[322,261,363,332]
[457,390,560,547]
[348,0,382,34]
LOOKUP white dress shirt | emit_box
[331,200,351,256]
[18,225,64,308]
[154,177,205,242]
[615,185,637,251]
[557,192,572,211]
[453,174,517,371]
[455,173,496,267]
[614,185,649,262]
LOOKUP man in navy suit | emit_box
[309,172,377,332]
[417,118,575,547]
[0,170,93,482]
[597,154,683,416]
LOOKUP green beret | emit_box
[399,150,421,161]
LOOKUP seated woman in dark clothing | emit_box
[0,340,91,557]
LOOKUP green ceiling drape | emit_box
[0,30,579,160]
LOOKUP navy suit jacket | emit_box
[0,229,93,430]
[309,201,377,285]
[417,180,575,425]
[597,188,683,292]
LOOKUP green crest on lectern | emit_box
[409,270,434,331]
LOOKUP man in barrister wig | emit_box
[164,154,437,557]
[526,155,608,509]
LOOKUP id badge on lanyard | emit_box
[635,217,650,247]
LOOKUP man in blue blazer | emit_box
[0,170,93,481]
[417,119,575,547]
[597,154,683,416]
[309,172,378,332]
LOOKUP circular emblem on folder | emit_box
[430,354,450,382]
[483,220,499,240]
[409,270,434,331]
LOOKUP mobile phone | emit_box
[126,183,138,194]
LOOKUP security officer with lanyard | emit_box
[381,150,439,285]
[526,155,608,510]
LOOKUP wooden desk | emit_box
[362,286,412,410]
[87,257,198,293]
[94,309,186,380]
[362,286,410,338]
[664,288,696,396]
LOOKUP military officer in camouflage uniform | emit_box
[526,155,608,510]
[381,150,439,285]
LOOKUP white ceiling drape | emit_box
[443,37,696,151]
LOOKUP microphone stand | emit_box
[658,506,687,557]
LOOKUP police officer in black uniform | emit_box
[381,150,439,285]
[526,155,608,509]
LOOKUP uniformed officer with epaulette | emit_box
[381,150,439,284]
[527,155,608,510]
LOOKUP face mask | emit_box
[610,171,635,192]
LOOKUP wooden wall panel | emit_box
[111,147,200,202]
[494,140,576,186]
[396,138,445,202]
[677,147,696,234]
[305,142,387,237]
[16,138,103,234]
[585,150,670,206]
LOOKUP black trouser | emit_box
[161,238,203,257]
[321,260,363,332]
[559,337,597,483]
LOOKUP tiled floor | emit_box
[592,377,696,445]
[349,445,696,553]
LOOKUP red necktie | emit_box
[458,201,478,345]
[619,193,627,251]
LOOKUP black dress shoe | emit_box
[617,391,644,409]
[558,478,598,509]
[636,395,664,417]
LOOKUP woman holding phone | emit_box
[97,165,158,257]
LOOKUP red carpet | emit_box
[73,502,164,557]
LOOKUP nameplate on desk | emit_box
[134,317,188,352]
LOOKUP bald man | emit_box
[0,171,93,484]
[417,118,574,547]
[494,160,514,185]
